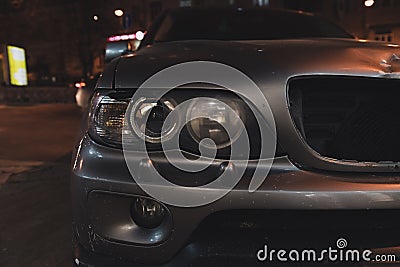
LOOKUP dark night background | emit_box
[0,0,399,86]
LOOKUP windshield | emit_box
[154,8,353,42]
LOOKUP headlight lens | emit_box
[89,94,129,146]
[129,97,179,143]
[89,92,246,149]
[88,90,279,159]
[187,98,245,149]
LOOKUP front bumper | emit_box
[72,135,400,266]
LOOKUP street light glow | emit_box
[364,0,374,7]
[136,31,145,41]
[93,15,99,21]
[114,9,124,17]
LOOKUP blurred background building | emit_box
[0,0,399,86]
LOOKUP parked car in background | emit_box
[72,7,400,266]
[74,74,99,109]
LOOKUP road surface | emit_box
[0,104,82,267]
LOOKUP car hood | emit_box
[112,38,400,89]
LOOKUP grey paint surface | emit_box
[74,30,400,266]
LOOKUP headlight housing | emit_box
[88,89,282,159]
[187,98,245,149]
[89,92,137,148]
[129,97,179,144]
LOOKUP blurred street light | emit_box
[364,0,374,7]
[93,15,99,21]
[136,31,145,41]
[114,9,124,17]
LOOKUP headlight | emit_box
[89,91,247,150]
[88,90,280,159]
[89,93,180,147]
[129,97,179,143]
[89,93,129,146]
[187,98,245,149]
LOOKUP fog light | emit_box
[130,197,166,229]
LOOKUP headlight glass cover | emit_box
[88,89,281,159]
[187,98,245,149]
[129,97,179,144]
[89,92,130,147]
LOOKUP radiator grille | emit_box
[288,76,400,162]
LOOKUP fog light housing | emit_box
[130,197,166,229]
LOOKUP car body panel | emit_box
[111,39,400,173]
[72,8,400,267]
[115,39,399,90]
[72,135,400,264]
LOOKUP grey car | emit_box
[71,7,400,266]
